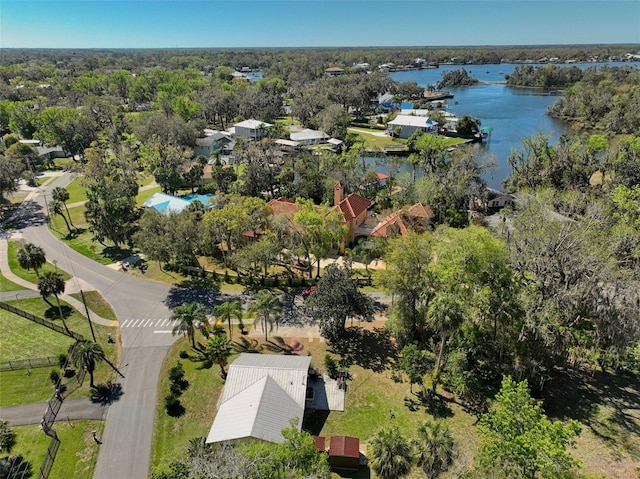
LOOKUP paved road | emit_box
[0,398,108,426]
[6,173,177,479]
[4,172,392,478]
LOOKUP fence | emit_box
[0,301,84,341]
[0,356,61,371]
[34,340,86,479]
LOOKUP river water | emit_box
[388,62,639,189]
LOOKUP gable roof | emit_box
[196,131,232,147]
[337,193,372,222]
[206,375,303,443]
[234,119,273,130]
[329,436,360,458]
[370,203,434,238]
[206,354,312,444]
[268,197,304,217]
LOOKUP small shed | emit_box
[328,436,360,470]
[313,436,326,453]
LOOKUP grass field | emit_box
[63,177,89,204]
[7,240,73,284]
[148,320,640,479]
[12,420,104,479]
[150,332,226,475]
[0,308,75,363]
[136,185,162,206]
[0,272,26,292]
[69,290,117,321]
[48,206,136,266]
[0,299,119,406]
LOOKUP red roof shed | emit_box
[328,436,360,470]
[313,436,326,452]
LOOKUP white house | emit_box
[387,115,438,139]
[206,354,312,444]
[290,129,329,146]
[233,119,274,141]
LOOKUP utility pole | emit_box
[80,289,97,342]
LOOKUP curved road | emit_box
[8,172,392,478]
[12,173,177,479]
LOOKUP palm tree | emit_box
[368,426,413,479]
[205,334,232,378]
[70,340,105,388]
[248,290,282,342]
[214,299,243,339]
[414,418,456,479]
[16,242,46,279]
[427,293,465,393]
[52,186,74,228]
[49,199,73,233]
[37,270,69,333]
[171,302,210,349]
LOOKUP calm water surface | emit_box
[389,62,639,189]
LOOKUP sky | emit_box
[1,0,639,49]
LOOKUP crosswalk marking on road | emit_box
[120,318,176,328]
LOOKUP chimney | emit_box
[334,181,344,206]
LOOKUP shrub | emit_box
[49,369,60,385]
[324,354,339,379]
[169,382,183,396]
[57,353,68,368]
[168,362,185,383]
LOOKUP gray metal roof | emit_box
[290,129,328,142]
[206,375,304,443]
[206,353,311,444]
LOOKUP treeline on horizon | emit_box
[1,44,638,72]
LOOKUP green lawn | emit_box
[12,420,104,479]
[63,177,89,204]
[348,127,407,150]
[69,290,117,321]
[136,185,162,206]
[347,127,468,151]
[150,333,226,475]
[0,272,26,292]
[0,368,59,406]
[0,299,119,406]
[7,240,73,284]
[0,308,75,362]
[49,206,136,266]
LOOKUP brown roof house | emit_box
[371,203,434,238]
[334,182,372,245]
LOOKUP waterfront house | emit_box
[290,129,330,146]
[387,115,438,139]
